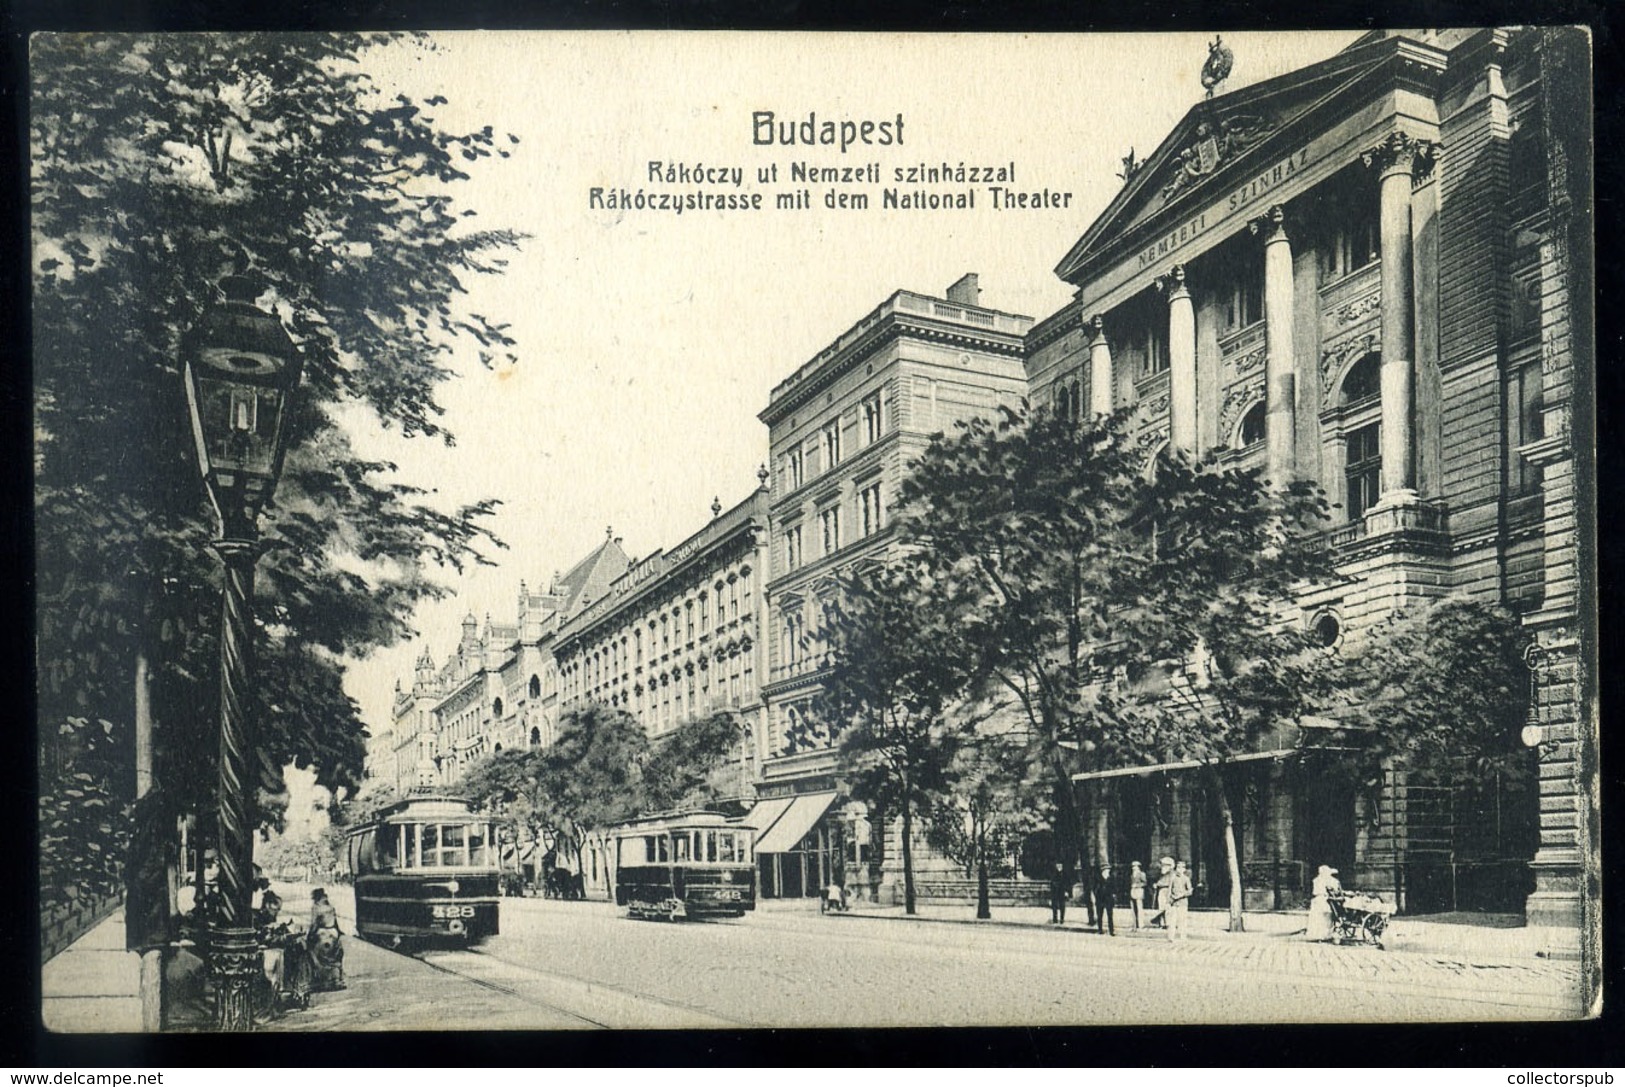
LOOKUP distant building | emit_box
[553,485,772,895]
[1028,29,1592,925]
[754,275,1033,899]
[374,532,630,797]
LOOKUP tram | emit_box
[613,811,756,921]
[347,794,502,946]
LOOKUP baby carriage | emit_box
[1326,889,1394,949]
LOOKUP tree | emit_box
[1314,597,1536,814]
[925,713,1037,920]
[642,711,749,814]
[458,704,650,877]
[894,403,1144,875]
[899,403,1328,931]
[32,33,519,899]
[1084,450,1328,932]
[814,560,973,914]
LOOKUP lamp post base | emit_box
[211,925,259,1031]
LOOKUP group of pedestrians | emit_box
[1048,855,1194,941]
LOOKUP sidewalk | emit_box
[39,908,144,1033]
[41,887,554,1033]
[818,897,1584,1005]
[827,897,1578,961]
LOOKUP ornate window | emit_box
[1345,422,1381,522]
[861,391,884,445]
[859,481,884,537]
[822,420,842,471]
[785,524,803,570]
[819,505,841,556]
[1341,352,1381,405]
[1508,361,1544,497]
[1238,401,1266,448]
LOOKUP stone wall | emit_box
[41,890,123,963]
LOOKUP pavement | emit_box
[40,883,1587,1032]
[805,895,1583,964]
[39,907,144,1033]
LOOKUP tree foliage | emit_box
[642,711,748,814]
[897,402,1329,924]
[1316,597,1533,786]
[456,704,744,876]
[814,560,974,913]
[893,404,1147,865]
[33,32,521,900]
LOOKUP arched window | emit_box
[528,674,541,699]
[492,697,504,719]
[1340,352,1381,405]
[494,743,503,754]
[1238,401,1266,448]
[529,726,541,746]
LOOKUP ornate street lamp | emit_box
[183,273,301,1030]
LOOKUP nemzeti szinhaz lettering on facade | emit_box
[371,28,1592,935]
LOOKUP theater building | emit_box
[1023,29,1592,926]
[754,275,1032,899]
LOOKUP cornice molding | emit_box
[762,312,1026,425]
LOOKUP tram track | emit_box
[413,943,749,1029]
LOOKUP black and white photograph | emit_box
[31,27,1600,1036]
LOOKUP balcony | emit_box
[1326,497,1448,555]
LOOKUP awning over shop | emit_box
[740,796,794,846]
[752,791,839,854]
[1071,748,1297,783]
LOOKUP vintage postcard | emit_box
[33,29,1598,1034]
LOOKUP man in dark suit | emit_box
[1094,864,1117,935]
[1048,861,1069,924]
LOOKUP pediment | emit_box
[1056,34,1446,285]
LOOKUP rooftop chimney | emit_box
[945,273,981,306]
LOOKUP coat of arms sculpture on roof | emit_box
[1159,111,1275,204]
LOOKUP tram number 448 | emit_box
[433,904,476,919]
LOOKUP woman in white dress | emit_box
[1306,864,1341,941]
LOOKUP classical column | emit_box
[1362,133,1434,503]
[1164,264,1197,453]
[1251,204,1297,483]
[1088,314,1114,417]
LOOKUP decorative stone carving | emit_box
[1155,263,1188,295]
[1161,113,1277,203]
[1221,376,1267,438]
[1247,203,1288,240]
[1232,343,1267,375]
[1319,332,1379,407]
[1360,131,1439,180]
[1332,288,1382,327]
[1201,35,1234,97]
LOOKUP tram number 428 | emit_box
[432,904,476,919]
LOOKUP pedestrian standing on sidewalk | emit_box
[1095,864,1117,935]
[1306,864,1341,941]
[1048,860,1069,924]
[1167,860,1193,941]
[1149,856,1174,928]
[1128,860,1147,930]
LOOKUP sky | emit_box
[337,30,1364,761]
